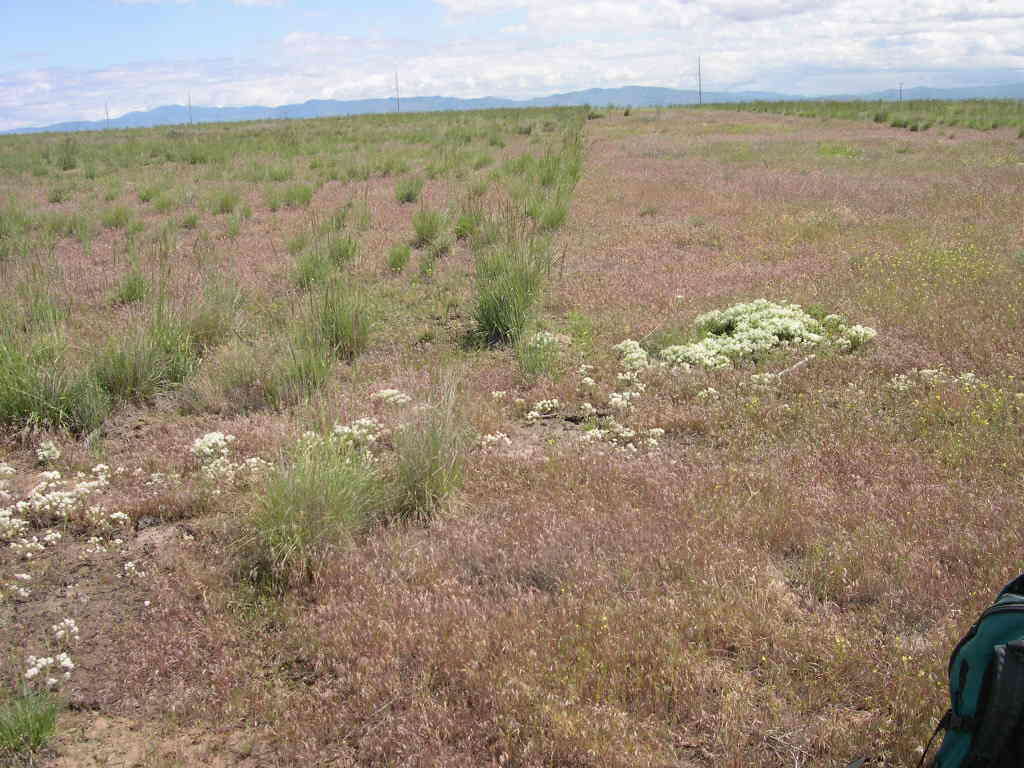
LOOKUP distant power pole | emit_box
[395,71,401,114]
[898,82,903,104]
[105,102,110,131]
[697,56,703,106]
[188,91,193,125]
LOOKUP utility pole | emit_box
[697,56,703,106]
[898,82,903,104]
[188,91,193,125]
[395,71,401,114]
[105,102,110,131]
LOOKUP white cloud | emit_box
[2,0,1023,130]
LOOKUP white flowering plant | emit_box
[653,299,876,371]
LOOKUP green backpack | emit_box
[922,574,1024,767]
[847,576,1024,768]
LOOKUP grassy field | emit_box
[1,104,1022,767]
[708,97,1024,136]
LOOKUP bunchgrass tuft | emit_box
[411,208,445,247]
[0,688,60,755]
[0,333,110,433]
[292,246,332,290]
[112,264,149,305]
[312,279,370,361]
[101,205,132,229]
[248,431,388,586]
[395,176,425,204]
[387,243,410,273]
[92,310,198,402]
[326,234,358,266]
[389,380,466,523]
[473,240,551,346]
[283,184,313,208]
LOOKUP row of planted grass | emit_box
[0,107,593,761]
[710,98,1024,136]
[0,107,585,437]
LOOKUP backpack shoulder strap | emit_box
[963,640,1024,767]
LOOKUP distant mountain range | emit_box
[6,82,1024,134]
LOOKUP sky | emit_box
[2,0,1023,131]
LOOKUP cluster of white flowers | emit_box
[145,472,180,488]
[191,432,236,462]
[581,418,663,452]
[531,331,569,347]
[480,432,512,449]
[491,390,507,400]
[36,441,61,464]
[121,560,147,579]
[888,373,913,392]
[202,455,273,488]
[81,504,130,532]
[749,373,778,387]
[608,390,641,410]
[834,324,878,351]
[579,402,597,417]
[612,339,650,370]
[10,529,61,560]
[192,432,272,492]
[656,300,877,371]
[2,571,32,600]
[889,368,983,392]
[696,387,720,401]
[52,617,79,642]
[526,399,561,421]
[82,536,113,557]
[25,652,74,689]
[371,389,412,405]
[332,417,385,449]
[1,465,111,534]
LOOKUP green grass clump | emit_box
[387,243,410,273]
[411,208,446,247]
[454,208,483,241]
[283,184,313,208]
[312,279,370,361]
[212,189,241,215]
[0,331,111,433]
[292,246,332,290]
[395,176,425,203]
[0,688,59,755]
[101,205,132,229]
[248,430,388,585]
[390,384,466,523]
[92,313,198,402]
[112,264,149,305]
[326,234,358,266]
[474,241,550,346]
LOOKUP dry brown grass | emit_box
[1,107,1022,766]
